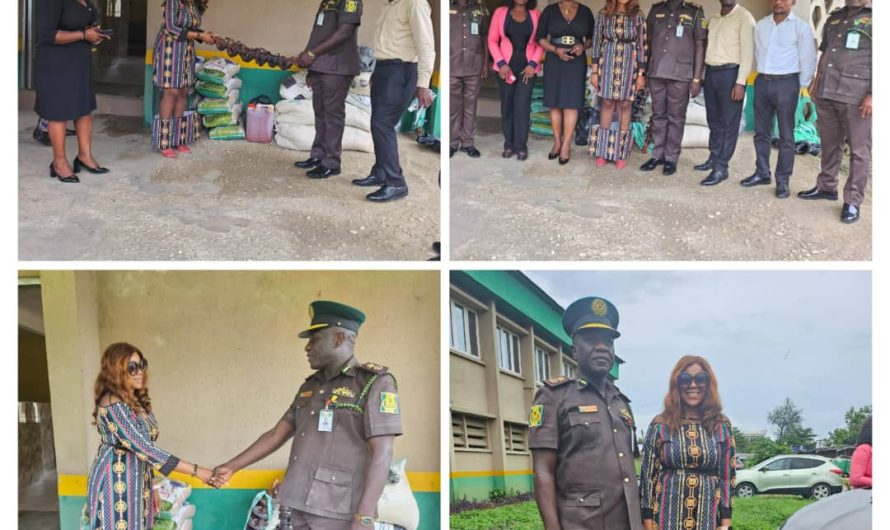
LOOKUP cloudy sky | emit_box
[523,270,872,440]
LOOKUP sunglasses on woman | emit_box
[127,358,149,376]
[677,371,709,388]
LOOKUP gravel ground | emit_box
[451,117,871,261]
[18,111,440,261]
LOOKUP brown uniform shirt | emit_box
[814,6,871,105]
[646,0,707,82]
[307,0,363,76]
[450,0,489,78]
[529,377,643,530]
[277,358,402,521]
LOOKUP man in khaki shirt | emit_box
[698,0,755,186]
[352,0,436,203]
[210,301,402,530]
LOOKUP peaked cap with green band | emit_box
[562,296,621,338]
[298,300,367,338]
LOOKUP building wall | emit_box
[449,284,568,502]
[40,270,440,530]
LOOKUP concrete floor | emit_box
[18,111,441,261]
[19,475,60,530]
[451,115,871,261]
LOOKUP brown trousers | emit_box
[309,71,354,170]
[450,74,482,149]
[648,77,691,163]
[815,97,872,206]
[290,510,352,530]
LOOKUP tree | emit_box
[749,436,791,466]
[824,405,872,447]
[732,426,753,453]
[768,398,803,441]
[783,425,816,448]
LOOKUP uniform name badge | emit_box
[317,12,325,26]
[318,409,334,432]
[471,22,479,35]
[846,31,860,50]
[676,24,684,38]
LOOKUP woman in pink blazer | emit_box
[487,0,544,160]
[850,416,872,489]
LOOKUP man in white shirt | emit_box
[352,0,436,203]
[741,0,816,199]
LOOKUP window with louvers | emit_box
[452,412,491,450]
[504,422,529,453]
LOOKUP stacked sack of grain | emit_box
[153,478,197,530]
[196,57,246,140]
[273,46,374,153]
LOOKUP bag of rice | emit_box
[210,125,246,140]
[195,57,241,84]
[196,78,243,99]
[202,104,242,128]
[279,71,312,100]
[197,91,240,115]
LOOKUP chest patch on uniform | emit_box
[300,390,314,398]
[380,392,400,414]
[333,386,355,398]
[618,408,634,428]
[529,405,543,427]
[345,0,358,13]
[578,405,599,413]
[655,13,666,18]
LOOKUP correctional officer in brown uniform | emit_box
[450,0,489,158]
[641,0,707,176]
[210,301,402,530]
[294,0,363,179]
[798,0,871,224]
[530,296,643,530]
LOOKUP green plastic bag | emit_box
[209,125,246,141]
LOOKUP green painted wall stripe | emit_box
[60,491,439,530]
[449,474,534,503]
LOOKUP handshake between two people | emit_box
[184,463,236,489]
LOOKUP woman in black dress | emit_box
[536,0,593,164]
[35,0,111,183]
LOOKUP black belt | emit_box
[377,59,406,66]
[759,73,798,81]
[552,35,578,47]
[707,63,739,71]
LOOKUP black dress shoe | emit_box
[662,162,677,176]
[797,186,838,201]
[740,173,772,187]
[640,158,664,171]
[294,157,321,169]
[548,151,559,160]
[775,182,790,198]
[558,157,570,165]
[461,146,481,158]
[516,150,528,161]
[73,157,109,174]
[502,149,515,159]
[366,184,409,202]
[841,203,860,224]
[694,159,714,171]
[450,147,457,158]
[33,128,51,146]
[700,169,728,186]
[307,166,341,179]
[49,162,80,183]
[352,174,386,187]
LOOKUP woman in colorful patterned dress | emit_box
[640,355,736,530]
[589,0,646,169]
[86,343,215,530]
[151,0,215,157]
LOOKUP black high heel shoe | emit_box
[548,151,559,160]
[49,162,80,183]
[73,157,110,174]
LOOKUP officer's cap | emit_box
[562,296,620,338]
[298,300,366,338]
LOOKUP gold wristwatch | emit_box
[353,514,374,527]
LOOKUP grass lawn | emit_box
[450,495,816,530]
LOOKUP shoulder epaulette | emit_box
[357,361,389,375]
[684,1,703,11]
[613,385,633,403]
[543,376,573,388]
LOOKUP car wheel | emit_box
[810,483,832,500]
[736,483,756,498]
